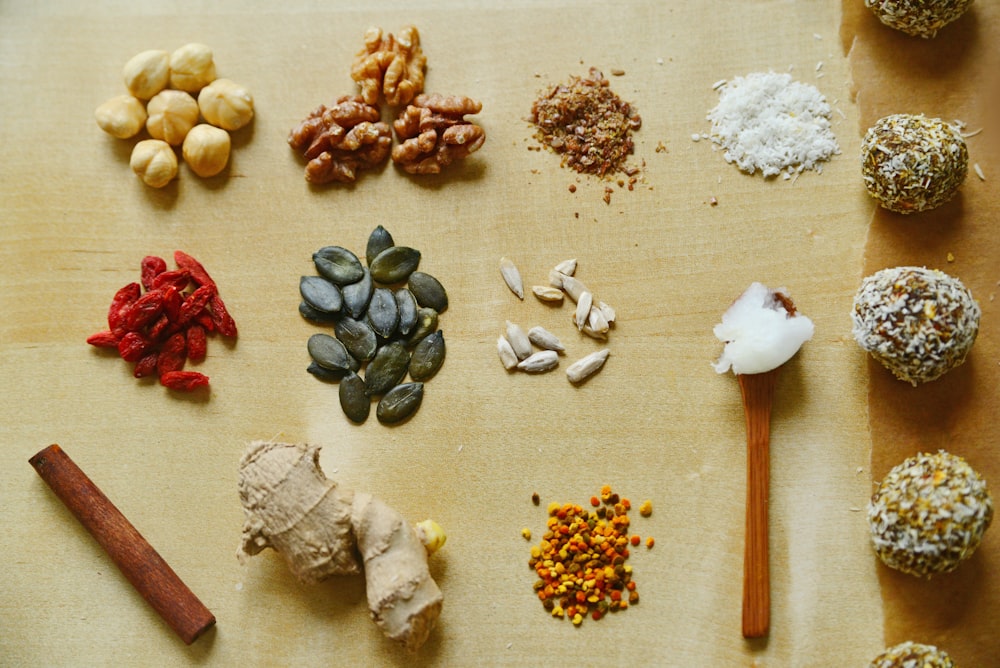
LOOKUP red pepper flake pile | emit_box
[528,486,651,626]
[530,68,642,181]
[86,251,237,391]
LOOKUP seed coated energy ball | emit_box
[869,451,993,578]
[861,114,967,214]
[852,266,979,385]
[865,0,973,38]
[869,641,955,668]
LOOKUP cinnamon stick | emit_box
[29,444,216,645]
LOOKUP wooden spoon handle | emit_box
[738,371,778,639]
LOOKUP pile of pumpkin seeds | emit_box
[301,226,447,424]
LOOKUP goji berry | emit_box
[148,314,172,342]
[107,282,141,331]
[160,370,210,391]
[195,312,215,332]
[151,268,191,292]
[117,331,152,362]
[86,330,120,348]
[140,256,167,291]
[133,352,159,378]
[156,332,187,375]
[186,324,207,361]
[173,250,216,289]
[161,284,183,323]
[122,290,164,331]
[178,284,215,326]
[209,294,237,337]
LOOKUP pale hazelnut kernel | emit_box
[122,49,170,100]
[130,139,178,188]
[95,94,148,139]
[169,43,217,93]
[146,89,199,145]
[198,78,254,131]
[182,124,231,177]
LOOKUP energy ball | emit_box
[865,0,973,38]
[852,266,980,385]
[869,451,993,578]
[869,641,955,668]
[861,114,967,214]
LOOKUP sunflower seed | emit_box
[409,330,445,381]
[299,301,338,323]
[505,321,532,360]
[566,348,610,384]
[581,321,609,341]
[517,350,559,373]
[407,271,448,313]
[549,270,565,289]
[364,341,410,396]
[306,361,348,381]
[395,288,418,335]
[366,225,395,267]
[339,371,370,423]
[575,291,593,331]
[313,246,364,285]
[299,275,343,314]
[407,307,438,346]
[367,287,399,339]
[532,285,564,303]
[560,275,588,302]
[370,246,421,284]
[587,305,609,334]
[376,382,424,424]
[497,336,518,370]
[528,326,564,352]
[334,316,378,362]
[341,268,374,319]
[554,259,577,276]
[307,333,354,372]
[598,300,616,324]
[500,257,524,300]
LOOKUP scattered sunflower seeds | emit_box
[528,326,564,352]
[566,348,610,384]
[575,291,593,331]
[505,321,533,360]
[497,335,519,370]
[532,285,565,303]
[517,350,560,373]
[554,259,577,276]
[500,257,525,300]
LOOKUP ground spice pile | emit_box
[528,486,652,626]
[530,68,641,180]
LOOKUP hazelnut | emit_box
[122,49,170,100]
[198,79,254,131]
[146,90,199,145]
[169,43,216,93]
[95,94,148,139]
[130,139,178,188]
[182,124,231,177]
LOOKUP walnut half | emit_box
[288,96,392,184]
[350,26,426,107]
[391,94,485,175]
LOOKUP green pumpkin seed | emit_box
[363,341,410,396]
[313,246,364,285]
[409,330,445,381]
[299,301,337,323]
[334,316,378,362]
[406,307,438,346]
[367,287,399,339]
[376,382,424,424]
[407,271,448,313]
[370,246,421,284]
[339,372,370,423]
[342,268,374,319]
[299,276,343,313]
[395,288,418,335]
[307,361,347,382]
[307,333,354,372]
[366,225,395,267]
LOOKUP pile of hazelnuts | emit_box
[94,44,254,188]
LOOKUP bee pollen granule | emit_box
[865,0,973,38]
[869,641,956,668]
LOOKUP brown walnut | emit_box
[288,96,392,184]
[391,94,485,175]
[350,26,426,107]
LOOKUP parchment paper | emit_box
[841,2,1000,664]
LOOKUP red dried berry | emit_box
[209,294,237,337]
[161,285,183,324]
[117,331,152,362]
[151,268,192,292]
[173,250,216,289]
[156,332,187,375]
[123,290,165,331]
[107,282,141,331]
[186,324,207,361]
[178,284,215,326]
[140,256,168,291]
[86,330,120,348]
[160,370,210,391]
[133,352,159,378]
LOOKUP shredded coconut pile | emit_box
[706,71,840,178]
[712,282,814,375]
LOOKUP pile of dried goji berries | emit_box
[86,251,236,391]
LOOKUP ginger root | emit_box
[237,440,444,651]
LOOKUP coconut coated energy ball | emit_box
[869,641,956,668]
[869,451,993,578]
[861,114,967,214]
[865,0,973,38]
[852,266,979,385]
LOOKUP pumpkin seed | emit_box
[339,371,370,423]
[299,301,337,323]
[505,321,532,360]
[313,246,364,285]
[306,361,347,381]
[307,333,354,372]
[364,341,410,396]
[376,382,424,424]
[366,287,399,339]
[500,257,524,300]
[407,307,438,346]
[497,335,518,370]
[334,316,378,362]
[409,330,445,381]
[299,275,343,314]
[408,271,448,313]
[395,288,418,335]
[370,246,421,284]
[366,225,395,267]
[342,268,374,319]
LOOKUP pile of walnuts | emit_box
[288,26,485,184]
